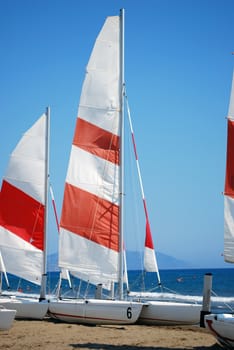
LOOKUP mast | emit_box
[119,8,125,300]
[39,106,50,300]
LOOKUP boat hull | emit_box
[0,307,16,330]
[205,313,234,348]
[48,298,142,325]
[137,301,202,325]
[0,296,48,320]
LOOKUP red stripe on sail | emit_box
[73,118,120,165]
[225,119,234,197]
[145,219,154,249]
[60,183,119,252]
[143,199,154,249]
[0,180,44,250]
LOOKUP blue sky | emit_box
[1,0,234,268]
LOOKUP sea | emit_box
[1,268,234,313]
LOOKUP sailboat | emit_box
[124,99,202,325]
[0,110,50,319]
[204,72,234,348]
[48,9,143,325]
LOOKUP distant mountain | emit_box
[126,250,191,270]
[47,250,191,272]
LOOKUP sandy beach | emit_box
[0,318,222,350]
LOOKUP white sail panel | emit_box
[144,246,159,272]
[228,71,234,120]
[59,228,119,288]
[0,227,43,284]
[4,115,46,204]
[66,145,119,205]
[224,196,234,263]
[79,16,120,135]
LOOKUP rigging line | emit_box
[49,185,59,232]
[211,289,234,313]
[125,93,161,286]
[0,251,10,289]
[49,184,72,290]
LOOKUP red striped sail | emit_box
[59,16,121,288]
[127,100,160,280]
[224,72,234,263]
[0,115,47,285]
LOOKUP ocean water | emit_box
[1,268,234,313]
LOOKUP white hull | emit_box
[0,307,16,330]
[0,296,48,319]
[48,298,142,325]
[138,301,202,325]
[205,313,234,348]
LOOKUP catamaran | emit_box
[48,9,143,325]
[124,97,202,325]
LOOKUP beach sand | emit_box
[0,318,222,350]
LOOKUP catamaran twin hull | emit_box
[48,299,142,325]
[137,301,202,325]
[0,296,48,320]
[205,314,234,348]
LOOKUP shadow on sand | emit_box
[70,343,222,350]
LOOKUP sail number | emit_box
[127,307,132,319]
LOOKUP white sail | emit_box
[0,114,47,285]
[48,10,143,325]
[59,16,121,288]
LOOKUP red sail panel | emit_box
[143,199,154,249]
[73,118,120,165]
[0,180,44,250]
[145,219,154,249]
[225,119,234,197]
[60,183,119,252]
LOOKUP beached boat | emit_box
[128,238,202,325]
[124,100,202,325]
[0,110,50,319]
[204,72,234,348]
[48,9,143,325]
[205,314,234,348]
